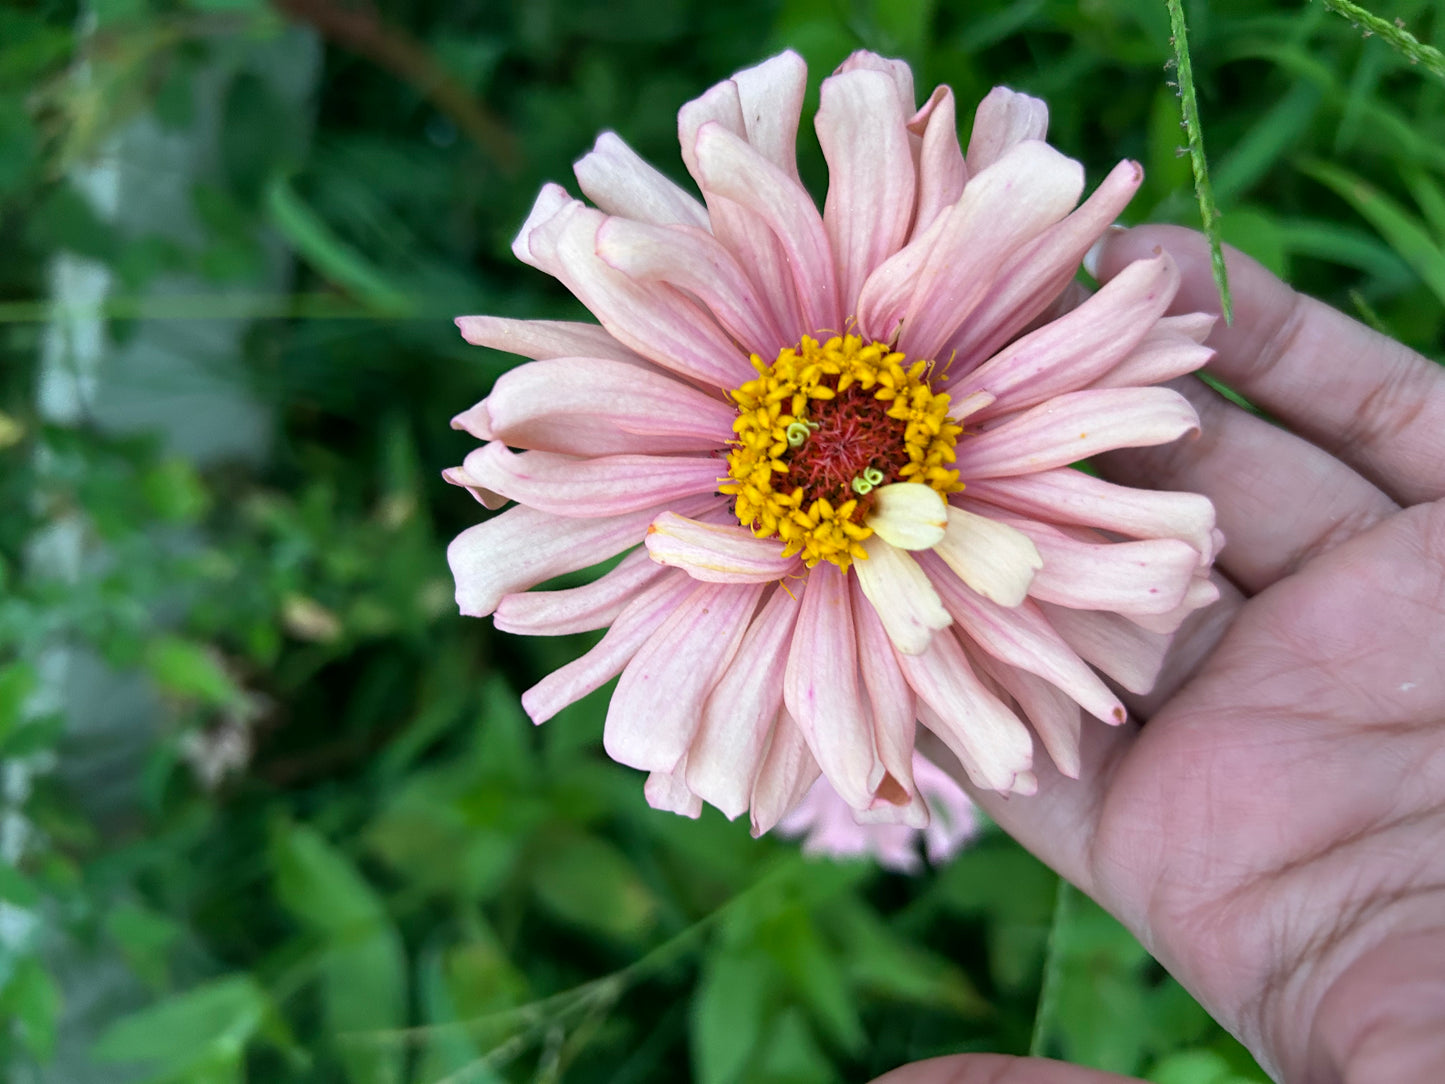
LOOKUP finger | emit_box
[870,1053,1145,1084]
[1098,377,1400,594]
[1094,224,1445,505]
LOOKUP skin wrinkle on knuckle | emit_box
[1226,274,1311,392]
[1333,348,1433,474]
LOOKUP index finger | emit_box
[1093,225,1445,505]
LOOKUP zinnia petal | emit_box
[526,196,754,388]
[923,552,1127,726]
[784,563,883,808]
[908,86,967,237]
[866,482,948,550]
[455,315,648,365]
[949,254,1180,416]
[645,513,803,583]
[896,631,1034,793]
[853,536,951,656]
[480,356,736,456]
[494,549,667,636]
[693,122,841,334]
[963,468,1218,562]
[932,505,1042,607]
[574,130,711,228]
[521,572,696,723]
[450,500,706,618]
[687,586,801,819]
[750,708,821,837]
[896,139,1084,361]
[944,158,1144,367]
[604,580,765,772]
[958,386,1201,478]
[816,65,916,306]
[965,86,1049,174]
[462,443,726,518]
[851,577,926,827]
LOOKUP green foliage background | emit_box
[1,0,1441,1081]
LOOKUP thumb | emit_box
[870,1054,1146,1084]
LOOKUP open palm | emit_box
[882,226,1445,1084]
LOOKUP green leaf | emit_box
[413,939,502,1084]
[530,832,656,941]
[868,0,936,56]
[691,950,777,1084]
[1218,207,1288,280]
[141,457,211,524]
[92,974,268,1078]
[829,900,989,1017]
[3,957,62,1062]
[272,824,406,1084]
[1404,168,1445,244]
[0,97,37,198]
[274,823,385,930]
[473,673,538,782]
[0,861,40,907]
[0,661,36,745]
[1149,1048,1262,1084]
[754,1007,838,1084]
[143,637,245,709]
[934,839,1057,993]
[107,900,183,990]
[756,902,864,1054]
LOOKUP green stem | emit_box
[1166,0,1233,324]
[1029,876,1073,1058]
[1318,0,1445,81]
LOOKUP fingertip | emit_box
[1089,224,1218,299]
[870,1053,1147,1084]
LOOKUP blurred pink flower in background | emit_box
[446,50,1219,837]
[779,754,980,873]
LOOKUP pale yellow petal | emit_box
[934,506,1042,607]
[866,482,947,550]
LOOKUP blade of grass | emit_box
[1404,168,1445,244]
[1302,158,1445,306]
[1226,42,1445,173]
[1165,0,1232,324]
[1212,79,1320,203]
[1275,218,1414,285]
[265,175,416,317]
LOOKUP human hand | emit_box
[876,225,1445,1084]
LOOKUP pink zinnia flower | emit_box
[779,754,980,874]
[446,50,1219,835]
